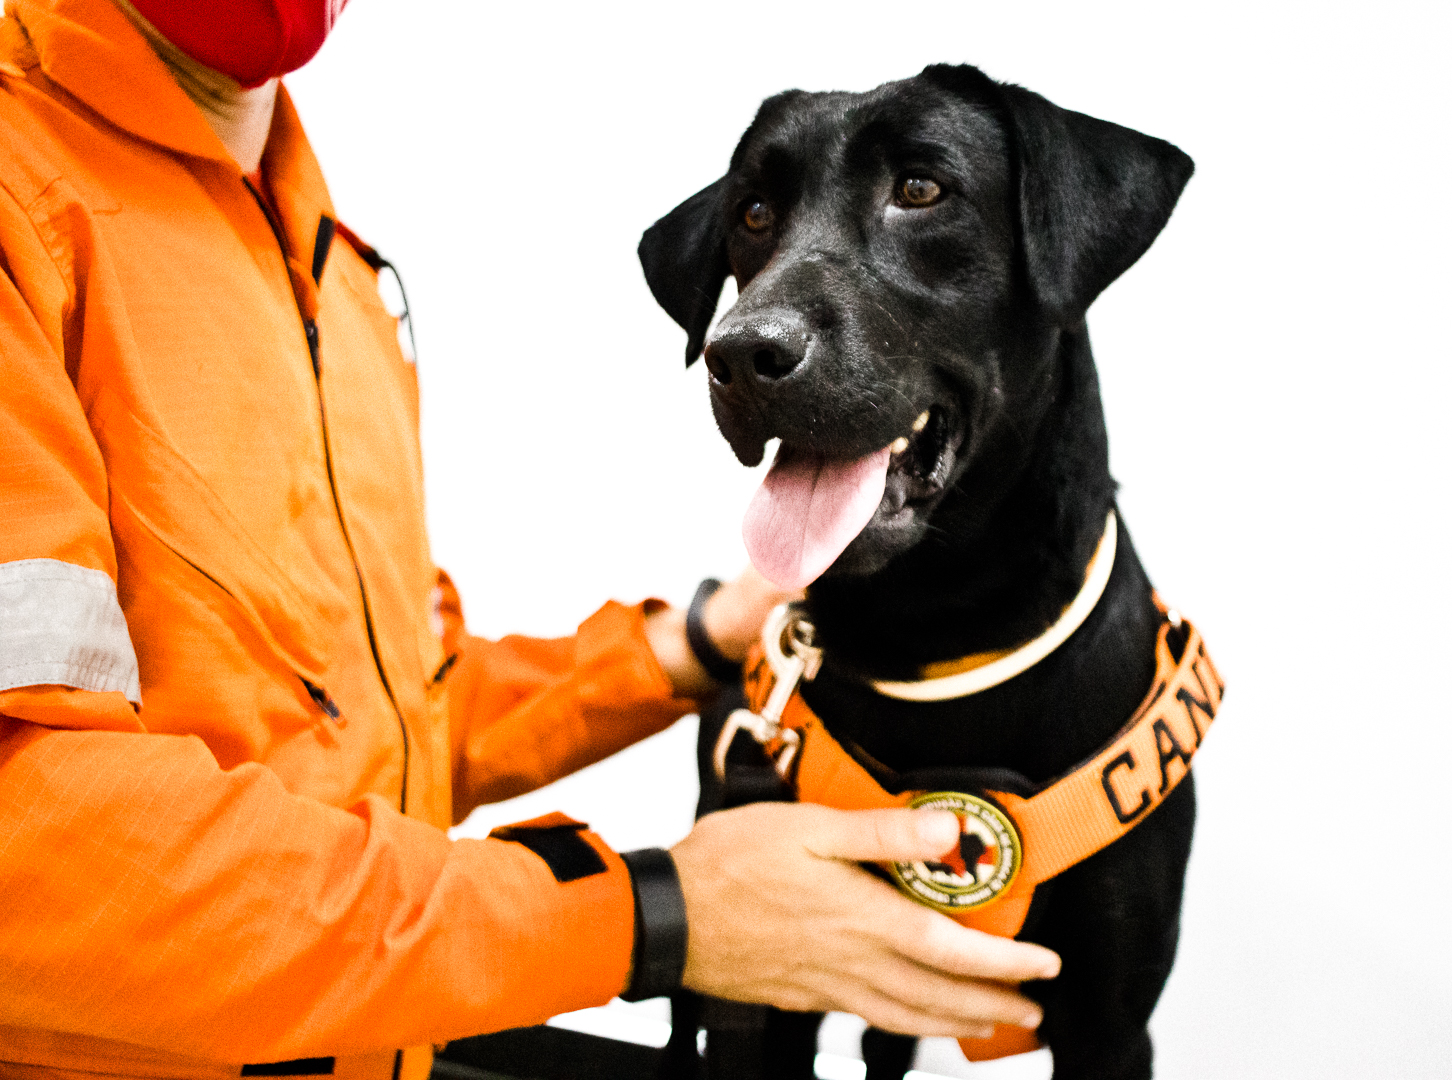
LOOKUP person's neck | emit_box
[112,0,278,173]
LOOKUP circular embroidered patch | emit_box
[891,792,1022,913]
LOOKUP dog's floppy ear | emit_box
[997,82,1194,319]
[924,65,1192,320]
[638,178,731,367]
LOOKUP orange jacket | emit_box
[0,1,697,1077]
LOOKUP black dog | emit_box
[640,65,1196,1080]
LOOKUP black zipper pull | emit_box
[305,320,321,377]
[301,678,342,719]
[431,653,460,684]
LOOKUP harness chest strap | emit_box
[738,612,1223,1059]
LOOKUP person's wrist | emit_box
[619,848,688,1001]
[686,579,745,683]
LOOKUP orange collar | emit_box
[721,600,1223,1061]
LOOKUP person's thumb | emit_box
[805,806,961,863]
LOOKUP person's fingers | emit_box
[759,958,1031,1040]
[809,975,1003,1040]
[893,911,1062,983]
[832,949,1045,1030]
[802,805,962,863]
[798,806,1061,982]
[672,801,1061,1024]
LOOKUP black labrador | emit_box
[639,64,1196,1080]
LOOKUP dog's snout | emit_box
[703,311,809,384]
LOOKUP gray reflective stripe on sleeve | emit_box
[0,558,141,704]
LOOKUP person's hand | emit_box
[670,802,1060,1038]
[701,564,799,662]
[645,565,799,698]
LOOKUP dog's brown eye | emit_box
[743,201,774,232]
[898,177,942,207]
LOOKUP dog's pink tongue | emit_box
[743,446,891,590]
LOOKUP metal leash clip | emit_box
[712,602,823,783]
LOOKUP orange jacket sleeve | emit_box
[0,718,635,1062]
[440,572,701,821]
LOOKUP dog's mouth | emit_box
[742,403,965,589]
[881,403,962,517]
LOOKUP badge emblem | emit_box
[891,792,1022,913]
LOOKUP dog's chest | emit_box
[799,603,1161,784]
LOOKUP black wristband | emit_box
[619,847,688,1001]
[686,578,743,685]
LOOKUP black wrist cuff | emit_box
[686,578,743,685]
[619,847,688,1001]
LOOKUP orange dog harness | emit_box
[718,597,1223,1061]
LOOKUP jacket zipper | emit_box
[301,677,342,719]
[305,318,411,814]
[244,176,411,814]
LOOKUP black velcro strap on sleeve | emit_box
[241,1058,334,1076]
[492,821,608,883]
[618,847,688,1001]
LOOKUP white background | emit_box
[288,3,1452,1077]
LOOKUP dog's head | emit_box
[640,65,1192,589]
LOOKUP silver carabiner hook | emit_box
[711,603,821,783]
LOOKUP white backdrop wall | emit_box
[287,3,1451,1076]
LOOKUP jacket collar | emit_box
[262,86,336,268]
[8,0,336,255]
[8,0,233,163]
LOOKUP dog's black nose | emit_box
[703,310,809,384]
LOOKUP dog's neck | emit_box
[805,327,1117,681]
[796,327,1163,781]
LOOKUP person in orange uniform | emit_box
[0,1,1061,1078]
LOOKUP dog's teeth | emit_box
[890,436,910,455]
[912,410,931,433]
